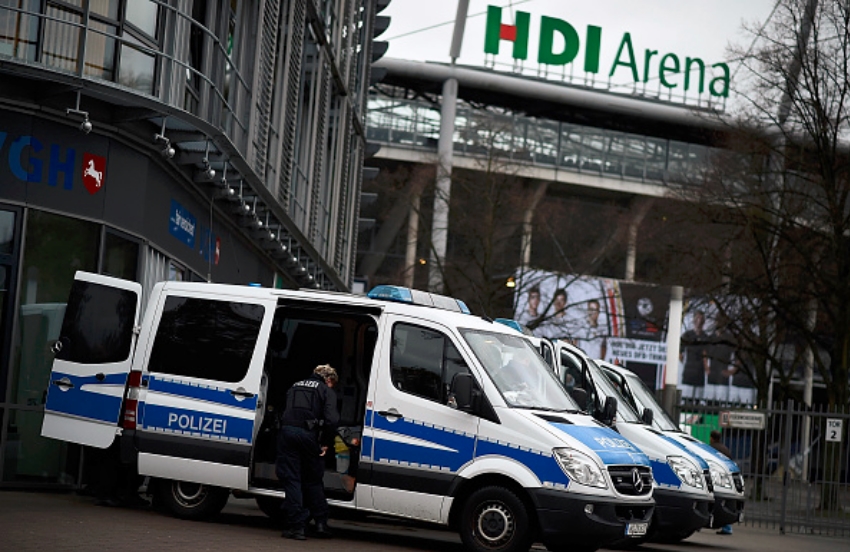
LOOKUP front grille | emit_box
[608,465,653,496]
[733,473,744,493]
[704,469,714,493]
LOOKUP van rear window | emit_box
[148,296,264,383]
[55,280,137,364]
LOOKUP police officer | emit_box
[276,364,340,540]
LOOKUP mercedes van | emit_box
[552,342,714,542]
[599,361,745,530]
[42,273,654,552]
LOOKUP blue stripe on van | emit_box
[548,424,652,467]
[139,402,254,443]
[650,458,682,488]
[371,410,475,471]
[45,371,126,422]
[476,438,571,488]
[678,436,740,472]
[367,409,571,487]
[653,431,710,470]
[146,376,258,411]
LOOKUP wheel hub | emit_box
[476,503,513,544]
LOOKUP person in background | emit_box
[710,430,734,535]
[578,299,607,360]
[276,364,340,540]
[680,309,709,400]
[518,286,541,327]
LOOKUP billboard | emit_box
[514,269,757,403]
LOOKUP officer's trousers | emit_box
[275,425,328,529]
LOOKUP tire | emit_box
[153,479,230,520]
[459,486,533,552]
[255,495,285,523]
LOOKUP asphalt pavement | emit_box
[1,490,848,552]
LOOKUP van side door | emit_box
[133,290,275,491]
[365,315,480,523]
[41,271,142,448]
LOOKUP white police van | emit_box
[553,342,714,542]
[41,273,654,552]
[598,361,745,530]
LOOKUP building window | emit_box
[0,2,161,93]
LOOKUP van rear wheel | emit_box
[153,479,230,520]
[460,486,533,552]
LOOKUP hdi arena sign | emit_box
[484,5,730,98]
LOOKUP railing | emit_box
[679,400,850,536]
[366,95,719,188]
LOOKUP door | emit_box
[366,316,480,522]
[133,290,273,490]
[41,271,141,448]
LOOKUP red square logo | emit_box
[81,153,106,195]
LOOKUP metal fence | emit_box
[678,400,850,536]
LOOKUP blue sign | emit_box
[169,199,196,248]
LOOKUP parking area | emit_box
[2,490,849,552]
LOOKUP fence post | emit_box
[779,398,794,534]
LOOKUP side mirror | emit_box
[570,387,588,411]
[601,396,618,426]
[641,408,654,426]
[449,373,477,413]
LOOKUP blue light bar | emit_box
[367,285,472,314]
[367,285,414,304]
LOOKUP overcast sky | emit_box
[382,0,777,102]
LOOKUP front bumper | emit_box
[530,488,654,549]
[652,488,713,535]
[710,493,745,528]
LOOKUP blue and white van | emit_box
[598,361,745,530]
[42,273,654,552]
[553,342,714,543]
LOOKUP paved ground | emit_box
[1,490,848,552]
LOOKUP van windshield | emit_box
[461,329,578,411]
[625,372,680,431]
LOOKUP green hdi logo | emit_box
[484,5,730,98]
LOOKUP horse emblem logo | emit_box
[82,153,106,195]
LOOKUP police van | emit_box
[41,272,654,552]
[552,342,714,543]
[597,361,745,530]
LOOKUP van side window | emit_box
[55,280,137,364]
[148,296,264,383]
[391,323,471,405]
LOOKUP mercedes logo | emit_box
[632,468,644,493]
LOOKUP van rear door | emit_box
[41,271,142,448]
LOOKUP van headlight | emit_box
[554,448,608,489]
[708,460,733,490]
[667,456,704,489]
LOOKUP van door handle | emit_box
[52,377,74,391]
[377,408,403,419]
[230,388,255,399]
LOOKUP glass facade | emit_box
[367,94,719,187]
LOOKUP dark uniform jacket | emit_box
[281,374,339,445]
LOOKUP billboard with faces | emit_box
[514,269,671,390]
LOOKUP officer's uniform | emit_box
[275,373,339,535]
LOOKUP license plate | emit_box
[625,522,648,537]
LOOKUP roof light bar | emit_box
[367,285,471,314]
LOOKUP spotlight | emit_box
[204,166,216,180]
[215,185,235,200]
[66,91,92,134]
[154,118,175,158]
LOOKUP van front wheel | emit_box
[460,486,533,552]
[153,479,230,520]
